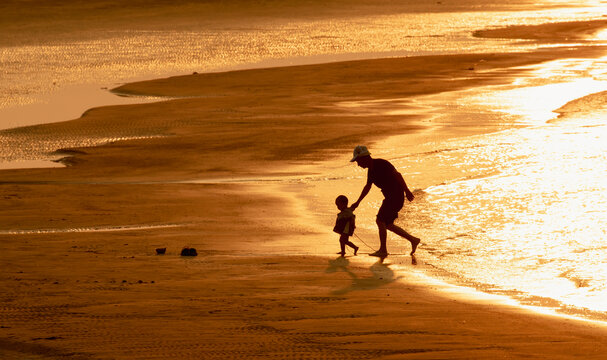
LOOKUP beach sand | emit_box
[3,19,607,359]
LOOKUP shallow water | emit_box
[412,120,606,316]
[368,55,607,320]
[1,4,602,122]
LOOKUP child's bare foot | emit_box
[353,246,359,256]
[410,237,420,255]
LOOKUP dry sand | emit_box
[3,20,607,359]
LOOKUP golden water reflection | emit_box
[1,5,603,125]
[379,55,607,318]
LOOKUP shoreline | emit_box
[3,19,607,358]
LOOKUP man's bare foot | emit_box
[337,251,346,257]
[410,237,420,255]
[353,246,359,256]
[369,250,388,257]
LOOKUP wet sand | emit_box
[3,20,607,359]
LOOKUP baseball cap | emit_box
[350,145,371,162]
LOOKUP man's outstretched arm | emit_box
[351,182,372,210]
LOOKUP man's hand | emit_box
[406,191,415,202]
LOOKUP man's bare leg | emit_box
[372,219,389,256]
[386,223,420,255]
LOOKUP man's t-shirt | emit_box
[367,158,404,197]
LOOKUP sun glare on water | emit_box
[384,52,607,319]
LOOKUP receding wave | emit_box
[0,223,181,235]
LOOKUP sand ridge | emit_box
[474,19,607,41]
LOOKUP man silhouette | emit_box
[350,145,420,257]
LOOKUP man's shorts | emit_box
[377,192,404,226]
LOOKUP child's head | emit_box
[335,195,348,210]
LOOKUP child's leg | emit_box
[341,235,359,255]
[338,235,349,256]
[346,240,359,255]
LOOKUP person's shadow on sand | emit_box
[326,256,402,295]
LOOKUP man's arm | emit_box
[351,181,372,210]
[396,170,414,202]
